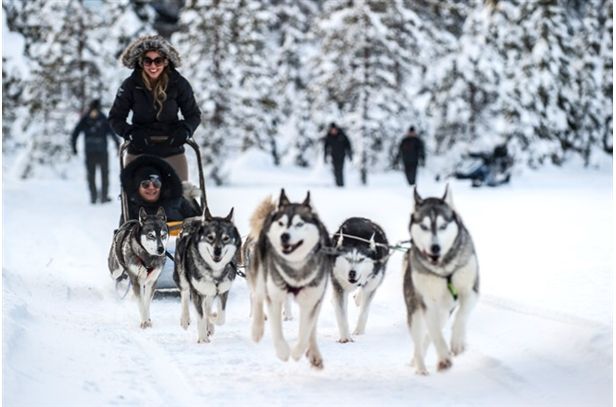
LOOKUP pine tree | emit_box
[508,0,578,166]
[233,0,281,164]
[426,0,516,168]
[174,0,241,185]
[270,0,320,167]
[310,0,428,184]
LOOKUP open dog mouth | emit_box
[422,251,440,264]
[281,240,303,255]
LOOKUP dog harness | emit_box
[135,256,156,276]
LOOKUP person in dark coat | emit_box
[395,126,425,186]
[120,155,200,224]
[109,35,201,181]
[71,99,119,204]
[323,123,353,187]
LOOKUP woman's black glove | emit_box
[126,127,150,149]
[167,126,190,147]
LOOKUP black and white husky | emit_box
[245,189,332,369]
[108,207,169,328]
[403,185,479,375]
[331,217,389,343]
[173,207,241,343]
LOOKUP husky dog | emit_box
[242,234,294,321]
[245,189,332,369]
[174,207,241,343]
[403,185,479,375]
[331,217,389,343]
[108,207,169,328]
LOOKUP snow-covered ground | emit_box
[3,153,613,406]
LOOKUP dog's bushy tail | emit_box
[249,195,275,240]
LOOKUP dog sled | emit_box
[116,139,207,296]
[452,145,513,187]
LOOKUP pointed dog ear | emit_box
[442,183,456,211]
[224,207,234,222]
[335,231,344,248]
[156,207,167,223]
[139,207,148,225]
[413,186,423,206]
[278,188,290,208]
[411,186,423,215]
[202,206,213,221]
[302,191,311,208]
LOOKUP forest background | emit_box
[2,0,613,184]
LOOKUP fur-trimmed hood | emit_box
[120,35,182,69]
[121,155,183,202]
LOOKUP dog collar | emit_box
[447,275,458,301]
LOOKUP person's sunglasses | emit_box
[142,57,166,67]
[140,177,162,189]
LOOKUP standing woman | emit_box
[109,35,201,181]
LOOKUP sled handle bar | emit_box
[118,139,208,223]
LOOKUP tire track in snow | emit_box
[480,294,608,329]
[129,330,202,406]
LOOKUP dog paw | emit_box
[206,324,215,337]
[451,340,466,356]
[337,337,354,344]
[180,316,190,330]
[197,336,211,344]
[415,367,429,376]
[307,352,324,370]
[251,321,265,343]
[291,343,307,361]
[140,319,152,329]
[437,358,453,371]
[275,341,291,361]
[209,312,225,326]
[352,328,365,336]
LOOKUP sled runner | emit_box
[116,139,208,294]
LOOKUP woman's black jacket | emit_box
[109,68,201,157]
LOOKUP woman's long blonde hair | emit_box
[140,68,169,119]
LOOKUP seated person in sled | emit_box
[120,154,201,225]
[454,144,513,187]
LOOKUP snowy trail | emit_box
[3,163,612,406]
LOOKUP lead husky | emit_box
[331,217,389,343]
[174,207,241,343]
[108,207,169,328]
[403,185,479,375]
[245,189,332,369]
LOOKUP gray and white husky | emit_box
[403,185,479,375]
[173,207,241,343]
[245,189,332,369]
[331,217,389,343]
[108,207,169,328]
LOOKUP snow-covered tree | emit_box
[310,0,431,184]
[174,0,241,185]
[233,0,280,164]
[270,0,320,167]
[507,0,578,166]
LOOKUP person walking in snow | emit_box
[323,122,353,187]
[394,126,425,186]
[109,35,201,181]
[71,99,119,204]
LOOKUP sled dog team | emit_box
[108,186,479,374]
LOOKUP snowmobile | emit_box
[453,145,513,187]
[115,139,208,297]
